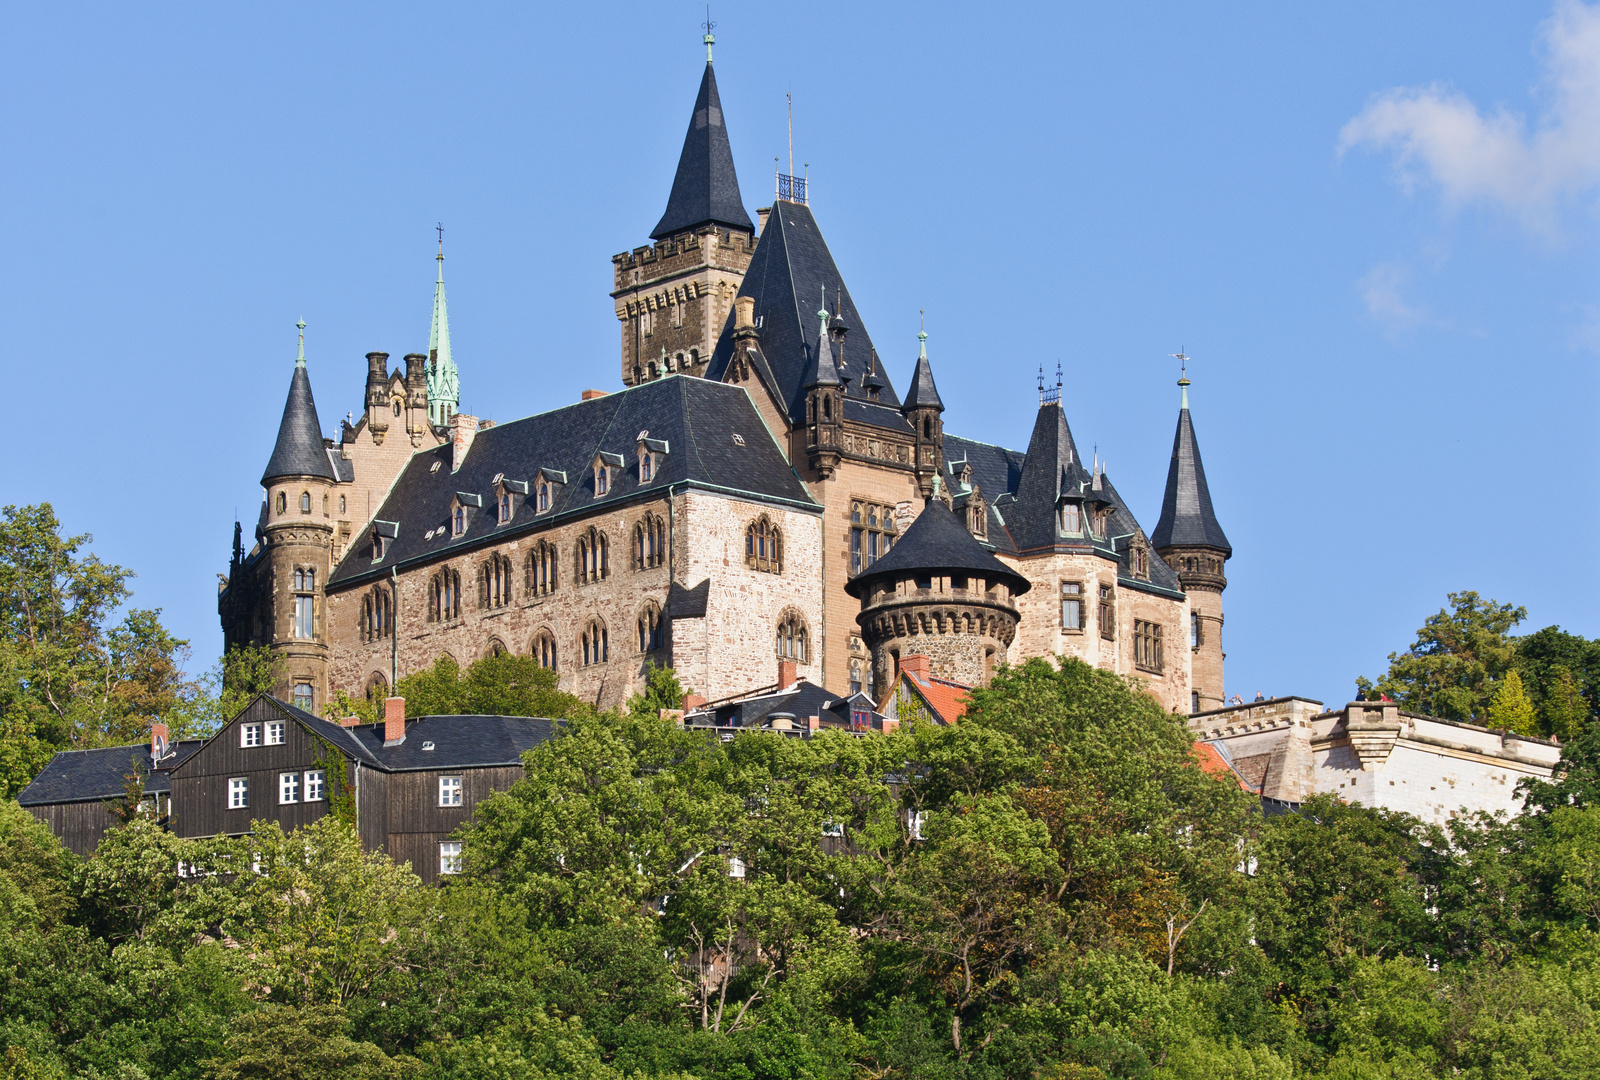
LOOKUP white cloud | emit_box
[1358,261,1428,328]
[1340,0,1600,233]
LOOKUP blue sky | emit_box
[3,2,1596,704]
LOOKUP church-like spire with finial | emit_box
[1152,356,1230,555]
[262,319,336,485]
[427,226,460,428]
[902,309,944,412]
[650,24,753,240]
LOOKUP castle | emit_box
[218,45,1233,718]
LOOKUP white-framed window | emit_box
[228,777,249,809]
[439,775,463,806]
[293,683,313,712]
[265,721,285,745]
[909,810,927,841]
[279,772,300,804]
[728,855,746,879]
[1060,581,1082,630]
[821,821,845,838]
[304,770,326,802]
[439,841,463,875]
[240,723,261,748]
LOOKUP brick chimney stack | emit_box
[778,658,798,689]
[383,697,406,745]
[898,655,931,683]
[150,722,168,759]
[450,414,478,472]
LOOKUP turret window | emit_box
[293,683,314,711]
[300,492,311,514]
[277,492,287,514]
[1133,621,1164,673]
[1060,503,1081,535]
[339,495,346,515]
[776,611,809,664]
[1060,582,1083,631]
[638,602,663,653]
[582,619,609,666]
[1191,612,1202,649]
[745,515,783,573]
[292,568,315,639]
[1098,585,1115,640]
[850,502,897,576]
[634,514,666,570]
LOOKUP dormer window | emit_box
[498,492,512,523]
[373,535,385,560]
[637,437,668,484]
[596,468,608,495]
[370,520,397,563]
[592,453,623,498]
[1061,502,1081,535]
[533,469,566,513]
[1131,544,1150,581]
[538,483,549,511]
[450,493,482,537]
[453,506,465,536]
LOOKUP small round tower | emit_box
[845,497,1031,691]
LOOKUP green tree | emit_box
[205,1004,414,1080]
[627,662,689,720]
[1358,591,1525,721]
[1488,670,1539,736]
[355,653,588,721]
[1516,624,1600,735]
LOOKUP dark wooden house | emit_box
[17,726,203,855]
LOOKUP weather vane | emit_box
[1171,348,1189,378]
[703,7,716,61]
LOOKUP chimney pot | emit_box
[383,697,406,744]
[340,715,361,728]
[581,389,609,401]
[682,693,707,714]
[735,296,756,330]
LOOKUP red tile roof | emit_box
[886,671,973,725]
[1192,741,1253,792]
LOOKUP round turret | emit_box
[845,499,1031,691]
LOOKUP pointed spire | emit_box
[902,309,944,412]
[262,320,336,485]
[427,230,461,427]
[803,286,841,388]
[1152,374,1231,555]
[650,56,753,240]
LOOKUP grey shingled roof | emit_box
[1151,405,1231,556]
[706,201,903,424]
[1006,402,1098,553]
[844,499,1031,599]
[328,376,818,588]
[691,680,888,730]
[347,714,561,771]
[651,62,754,240]
[262,363,337,485]
[1098,472,1186,598]
[901,353,944,411]
[17,739,203,806]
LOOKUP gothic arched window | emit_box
[430,567,461,622]
[775,610,809,664]
[634,514,666,570]
[532,629,558,671]
[527,539,558,596]
[745,516,783,574]
[577,528,609,584]
[480,553,513,608]
[582,619,609,667]
[637,602,663,653]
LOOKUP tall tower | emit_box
[901,321,945,498]
[259,321,336,713]
[612,34,756,387]
[428,239,460,427]
[1152,373,1231,713]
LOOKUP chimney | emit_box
[383,697,406,745]
[450,413,478,472]
[581,389,609,401]
[403,352,427,390]
[756,207,771,234]
[808,714,820,731]
[898,655,931,684]
[150,722,168,759]
[682,692,707,714]
[778,658,798,689]
[735,296,756,331]
[340,715,361,728]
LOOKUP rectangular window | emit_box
[1133,620,1164,673]
[1060,581,1082,630]
[292,683,313,712]
[848,501,897,576]
[439,775,463,807]
[1098,585,1115,640]
[279,772,300,804]
[241,723,261,748]
[304,770,326,802]
[1191,612,1202,649]
[228,777,248,809]
[294,595,314,639]
[439,841,463,876]
[1191,690,1201,714]
[265,721,285,745]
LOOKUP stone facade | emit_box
[1193,698,1562,824]
[613,227,754,386]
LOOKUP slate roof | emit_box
[329,376,819,588]
[1007,402,1098,553]
[18,739,204,806]
[688,680,889,730]
[902,353,944,411]
[666,579,711,619]
[844,499,1031,599]
[263,362,337,484]
[651,62,754,240]
[706,201,903,424]
[346,714,561,770]
[1097,472,1186,598]
[1152,402,1231,556]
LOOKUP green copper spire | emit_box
[703,7,715,62]
[917,308,927,360]
[427,230,461,427]
[818,286,830,351]
[295,318,306,367]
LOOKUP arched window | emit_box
[430,567,461,622]
[498,491,512,524]
[537,482,550,512]
[527,539,559,595]
[850,660,862,696]
[577,528,609,584]
[300,491,312,513]
[453,505,466,536]
[362,586,391,643]
[638,602,663,653]
[339,494,346,514]
[480,553,513,608]
[582,619,609,666]
[365,671,388,701]
[775,610,809,664]
[532,629,558,670]
[276,491,287,514]
[634,514,666,570]
[486,638,507,658]
[745,515,783,574]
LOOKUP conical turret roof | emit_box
[650,62,753,240]
[1007,402,1091,551]
[262,324,335,485]
[902,330,943,411]
[844,499,1030,599]
[1152,386,1230,555]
